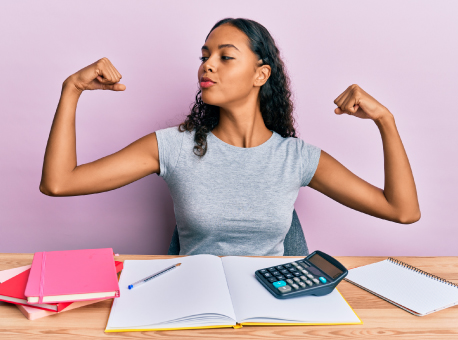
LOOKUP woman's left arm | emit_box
[308,84,421,224]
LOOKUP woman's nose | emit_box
[204,62,214,73]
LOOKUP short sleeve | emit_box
[299,139,322,187]
[155,126,185,180]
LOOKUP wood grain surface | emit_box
[1,254,457,339]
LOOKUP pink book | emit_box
[17,261,124,320]
[25,248,120,304]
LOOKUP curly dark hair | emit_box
[179,17,297,157]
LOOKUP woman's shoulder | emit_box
[155,125,194,141]
[274,131,319,151]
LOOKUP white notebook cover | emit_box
[345,259,458,316]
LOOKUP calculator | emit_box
[255,250,348,299]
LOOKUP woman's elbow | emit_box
[39,182,62,197]
[397,209,421,224]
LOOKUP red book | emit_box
[0,261,123,312]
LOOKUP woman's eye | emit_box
[199,56,232,62]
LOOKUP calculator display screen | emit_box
[308,254,343,279]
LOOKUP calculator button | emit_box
[268,267,276,272]
[273,280,286,288]
[268,277,277,283]
[299,262,309,268]
[286,279,294,284]
[276,275,286,280]
[306,274,314,279]
[293,277,301,283]
[278,286,292,294]
[293,272,302,277]
[319,277,327,283]
[291,262,299,267]
[296,266,303,270]
[300,275,308,281]
[276,265,285,270]
[284,264,292,268]
[272,271,281,276]
[260,269,267,274]
[289,267,298,272]
[301,269,309,275]
[312,278,320,284]
[298,282,306,288]
[280,269,289,274]
[291,283,299,290]
[264,273,272,278]
[306,280,313,286]
[285,273,293,279]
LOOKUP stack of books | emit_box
[0,248,121,320]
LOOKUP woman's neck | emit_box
[212,107,272,148]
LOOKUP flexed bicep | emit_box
[308,150,398,223]
[41,132,160,197]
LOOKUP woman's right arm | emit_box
[40,58,160,197]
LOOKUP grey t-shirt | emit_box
[155,126,321,256]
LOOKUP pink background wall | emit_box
[1,1,456,255]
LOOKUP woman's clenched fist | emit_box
[64,57,126,92]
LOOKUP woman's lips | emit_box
[200,81,216,88]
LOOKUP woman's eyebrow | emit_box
[201,44,240,52]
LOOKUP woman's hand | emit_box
[333,84,390,122]
[63,57,126,93]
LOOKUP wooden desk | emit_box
[1,254,457,339]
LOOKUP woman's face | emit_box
[198,24,270,108]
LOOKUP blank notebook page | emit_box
[221,256,361,324]
[346,259,458,315]
[106,255,236,330]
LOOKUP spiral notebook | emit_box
[105,255,362,332]
[345,258,458,316]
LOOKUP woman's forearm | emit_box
[40,79,82,194]
[375,112,421,223]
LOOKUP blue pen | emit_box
[127,263,182,290]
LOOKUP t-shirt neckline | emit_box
[208,130,276,151]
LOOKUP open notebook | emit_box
[345,258,458,316]
[105,255,361,332]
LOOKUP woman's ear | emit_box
[254,62,271,87]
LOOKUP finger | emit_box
[111,67,122,83]
[335,91,351,110]
[97,67,111,83]
[334,90,346,107]
[108,65,121,83]
[113,67,122,80]
[333,86,351,107]
[108,69,117,83]
[105,59,120,81]
[102,83,126,91]
[114,83,126,91]
[110,62,122,80]
[102,64,115,83]
[341,96,357,115]
[97,61,112,82]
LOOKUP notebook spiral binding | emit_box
[387,258,458,289]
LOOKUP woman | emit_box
[40,18,420,256]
